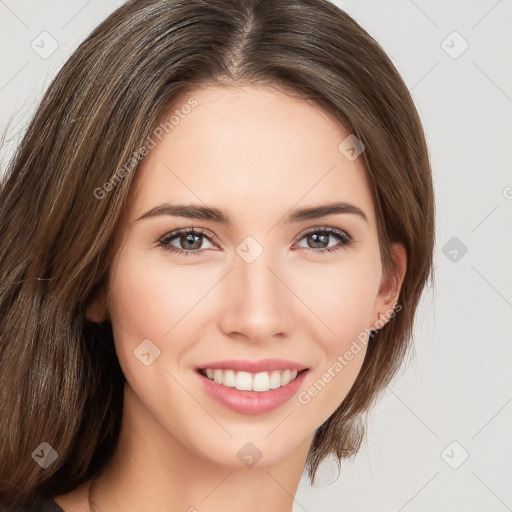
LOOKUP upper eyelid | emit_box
[159,227,216,244]
[295,225,351,239]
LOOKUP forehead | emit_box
[130,84,375,226]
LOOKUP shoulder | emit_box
[0,496,64,512]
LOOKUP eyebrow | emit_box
[137,201,368,224]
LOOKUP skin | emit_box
[54,84,406,512]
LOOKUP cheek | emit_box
[300,251,381,346]
[107,251,181,377]
[294,255,381,417]
[109,257,169,337]
[108,248,210,336]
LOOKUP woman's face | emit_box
[95,84,404,468]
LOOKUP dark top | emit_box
[0,497,64,512]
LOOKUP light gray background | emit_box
[1,1,511,511]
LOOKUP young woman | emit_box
[0,0,434,511]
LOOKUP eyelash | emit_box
[156,227,353,258]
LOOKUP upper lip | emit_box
[197,358,309,373]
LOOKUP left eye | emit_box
[157,227,352,257]
[294,228,352,253]
[157,228,215,256]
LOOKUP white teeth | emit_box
[223,369,236,387]
[235,371,253,391]
[202,368,300,392]
[269,370,282,389]
[253,372,270,392]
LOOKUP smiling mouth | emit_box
[197,368,309,393]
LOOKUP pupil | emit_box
[309,233,328,248]
[183,233,201,250]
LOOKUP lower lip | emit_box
[196,369,309,415]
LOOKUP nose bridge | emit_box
[220,238,293,340]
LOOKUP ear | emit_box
[85,286,110,323]
[371,242,407,330]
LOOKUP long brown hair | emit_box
[0,0,434,505]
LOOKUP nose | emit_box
[218,247,295,344]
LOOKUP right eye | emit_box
[157,228,217,257]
